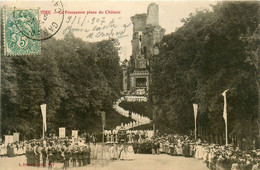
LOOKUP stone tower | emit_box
[146,3,159,26]
[123,3,165,95]
[121,59,128,92]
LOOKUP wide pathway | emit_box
[0,154,208,170]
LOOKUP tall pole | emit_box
[43,122,44,139]
[195,117,197,141]
[40,104,46,139]
[102,124,104,143]
[225,116,228,146]
[222,89,229,146]
[193,104,198,141]
[153,107,157,135]
[101,111,106,143]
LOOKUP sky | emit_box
[1,0,219,61]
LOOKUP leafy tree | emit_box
[1,29,125,139]
[150,2,259,148]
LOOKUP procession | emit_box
[1,1,260,170]
[1,130,260,169]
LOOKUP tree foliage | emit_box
[1,31,123,139]
[150,2,259,144]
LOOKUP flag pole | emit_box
[40,104,46,139]
[193,104,198,141]
[43,121,44,139]
[225,115,228,146]
[222,89,229,146]
[101,111,106,144]
[195,115,197,141]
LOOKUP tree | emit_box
[150,2,259,148]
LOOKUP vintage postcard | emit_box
[0,0,259,170]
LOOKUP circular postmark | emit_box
[12,0,64,41]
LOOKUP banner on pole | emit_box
[72,130,78,139]
[101,111,106,127]
[4,135,13,146]
[40,104,47,132]
[222,89,229,124]
[193,104,198,121]
[13,133,19,142]
[59,127,66,138]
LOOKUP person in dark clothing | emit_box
[7,144,11,157]
[82,147,87,166]
[42,147,48,167]
[52,147,57,163]
[135,134,140,143]
[156,142,160,155]
[153,142,158,154]
[87,145,91,164]
[48,147,54,168]
[33,144,40,166]
[71,147,77,167]
[77,147,82,167]
[133,141,139,154]
[85,133,91,144]
[183,142,191,157]
[25,145,31,165]
[61,148,65,167]
[64,147,71,169]
[57,147,62,163]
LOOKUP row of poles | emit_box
[40,89,229,145]
[193,89,229,145]
[40,104,107,143]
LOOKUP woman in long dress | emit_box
[195,144,203,159]
[127,145,135,160]
[119,145,125,160]
[96,144,103,160]
[110,144,115,159]
[103,145,110,160]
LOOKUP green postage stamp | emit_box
[3,9,41,55]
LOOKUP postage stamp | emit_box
[3,9,41,55]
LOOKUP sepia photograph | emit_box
[0,0,259,169]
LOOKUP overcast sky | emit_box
[1,0,219,61]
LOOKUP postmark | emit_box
[4,9,41,55]
[12,0,64,41]
[33,0,64,40]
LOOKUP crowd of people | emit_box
[113,97,151,128]
[0,141,26,157]
[26,138,92,168]
[132,133,260,170]
[103,129,154,144]
[1,131,260,169]
[1,135,136,169]
[124,96,148,102]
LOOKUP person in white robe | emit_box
[96,144,103,160]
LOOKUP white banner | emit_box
[72,130,78,139]
[101,111,106,127]
[13,133,19,142]
[40,104,47,132]
[59,127,66,138]
[193,104,198,121]
[222,89,229,146]
[222,90,229,125]
[5,135,13,146]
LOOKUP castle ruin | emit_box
[122,3,165,95]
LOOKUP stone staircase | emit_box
[113,97,151,130]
